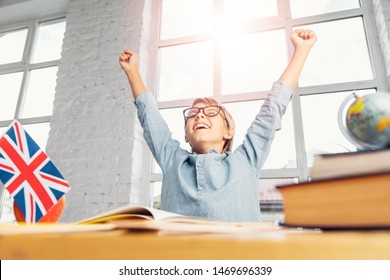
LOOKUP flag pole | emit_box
[0,182,6,220]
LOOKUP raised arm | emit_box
[119,49,147,99]
[279,29,317,89]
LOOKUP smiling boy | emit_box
[119,29,317,222]
[183,98,234,154]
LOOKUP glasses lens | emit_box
[204,106,220,116]
[184,108,199,118]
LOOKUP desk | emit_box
[1,227,390,259]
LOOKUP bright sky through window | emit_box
[156,0,378,175]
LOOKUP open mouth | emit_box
[194,123,210,130]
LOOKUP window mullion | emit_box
[14,23,29,119]
[14,68,30,119]
[18,22,32,64]
[290,8,363,27]
[297,80,378,96]
[29,60,60,70]
[0,63,24,75]
[213,0,224,100]
[14,20,38,120]
[279,0,310,180]
[23,21,39,64]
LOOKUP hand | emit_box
[290,29,317,51]
[119,49,139,75]
[119,49,147,98]
[279,29,317,89]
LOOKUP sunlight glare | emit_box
[223,0,277,23]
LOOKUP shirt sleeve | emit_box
[234,80,293,172]
[134,92,182,171]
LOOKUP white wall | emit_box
[47,0,154,222]
[373,0,390,80]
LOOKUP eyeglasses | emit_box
[183,105,230,127]
[183,105,223,119]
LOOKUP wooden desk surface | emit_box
[1,226,390,260]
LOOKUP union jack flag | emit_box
[0,120,71,224]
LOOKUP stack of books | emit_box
[277,148,390,229]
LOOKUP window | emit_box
[0,17,66,223]
[150,0,387,210]
[0,17,65,145]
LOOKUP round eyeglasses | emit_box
[183,105,230,127]
[183,105,223,119]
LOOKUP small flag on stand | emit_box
[0,120,71,224]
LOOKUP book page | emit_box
[76,205,181,224]
[146,207,182,221]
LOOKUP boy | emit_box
[119,29,317,222]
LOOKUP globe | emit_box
[338,92,390,150]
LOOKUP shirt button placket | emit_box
[196,157,205,192]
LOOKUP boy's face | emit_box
[185,102,232,154]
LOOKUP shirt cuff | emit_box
[270,80,294,103]
[134,92,157,112]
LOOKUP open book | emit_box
[0,205,293,236]
[76,205,280,234]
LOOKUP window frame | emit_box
[0,15,66,128]
[149,0,388,205]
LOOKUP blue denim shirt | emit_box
[135,81,293,222]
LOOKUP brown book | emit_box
[277,172,390,229]
[310,148,390,180]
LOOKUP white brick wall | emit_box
[373,0,390,82]
[47,0,153,222]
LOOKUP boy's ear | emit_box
[223,127,233,140]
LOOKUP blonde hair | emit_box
[185,97,235,153]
